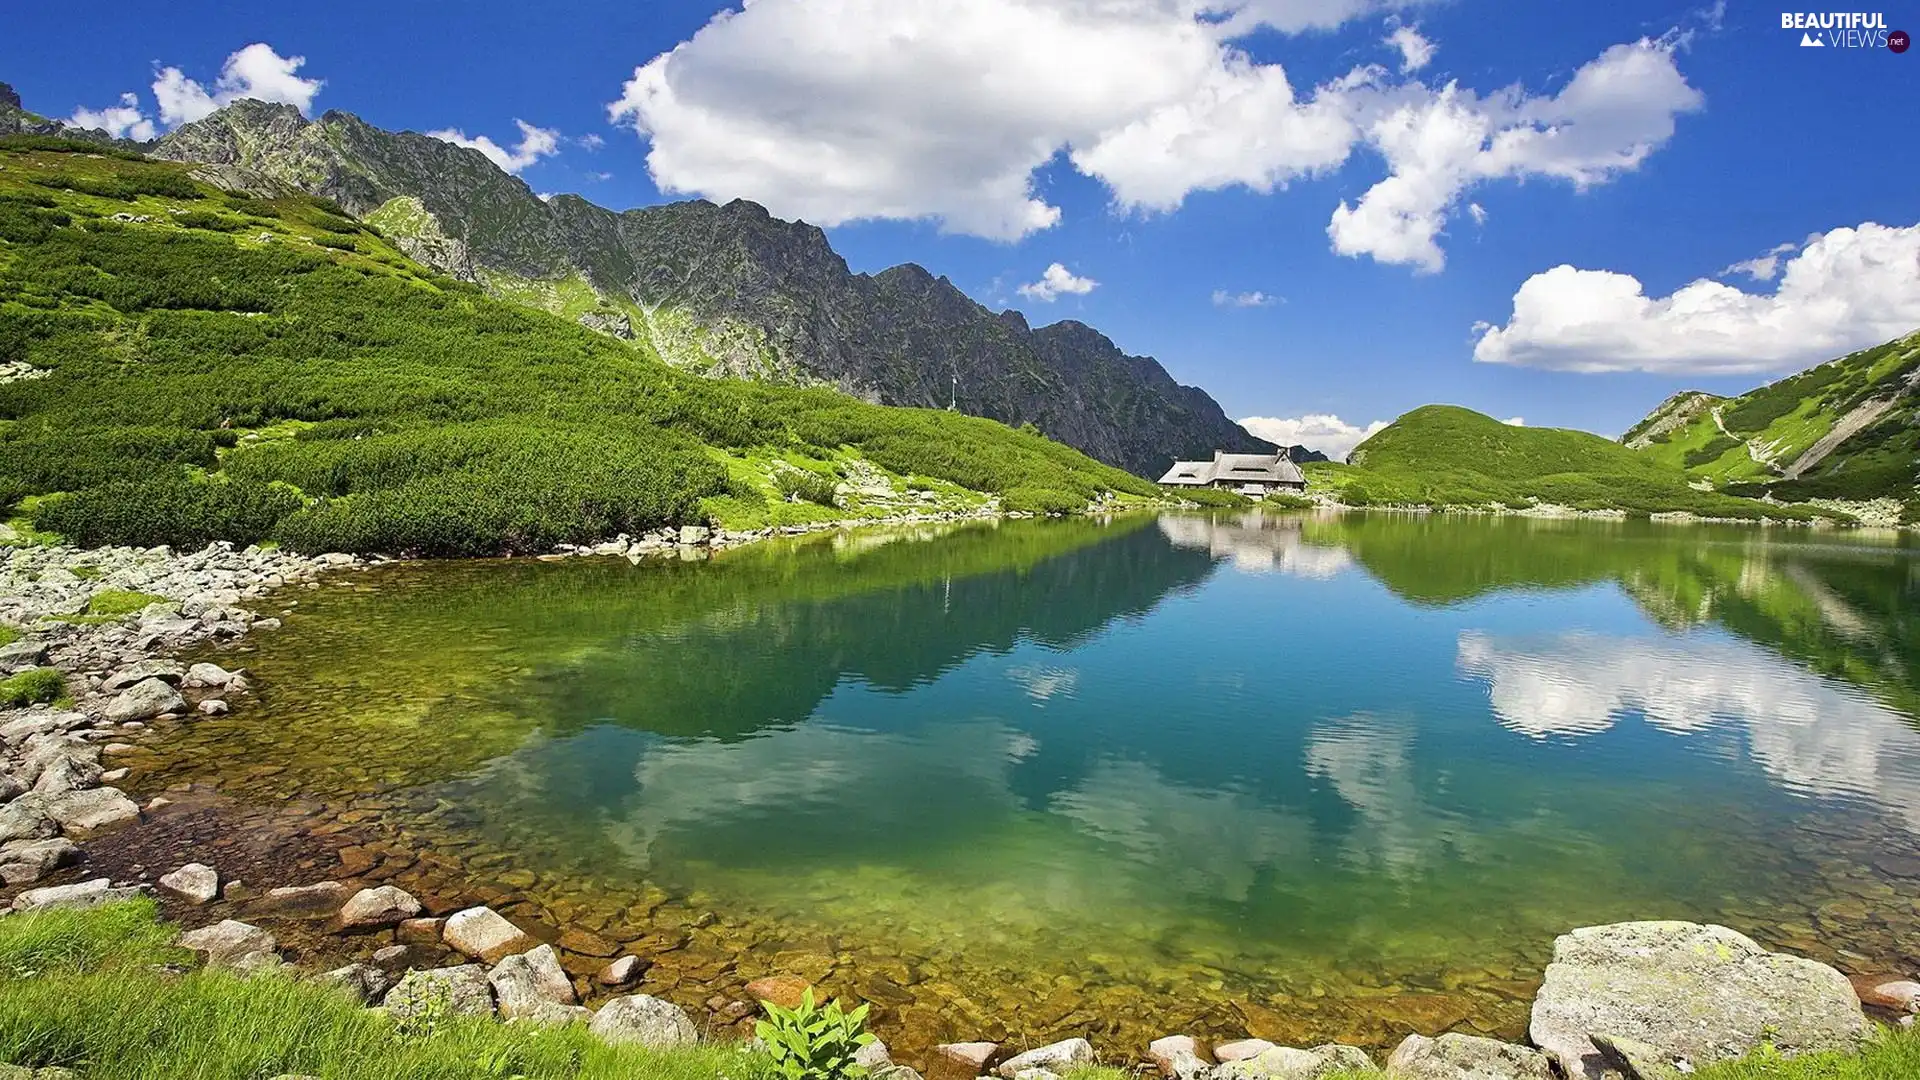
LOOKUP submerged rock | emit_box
[745,973,813,1009]
[248,880,350,919]
[588,993,696,1048]
[1385,1033,1552,1080]
[1529,921,1869,1080]
[385,965,494,1020]
[996,1038,1093,1078]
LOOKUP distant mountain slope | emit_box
[144,99,1272,478]
[1627,330,1920,507]
[1314,405,1835,520]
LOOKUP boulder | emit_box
[0,640,48,672]
[197,699,229,716]
[934,1042,999,1075]
[0,795,58,844]
[371,945,411,969]
[1212,1044,1376,1080]
[597,955,647,987]
[1385,1033,1553,1080]
[509,1001,592,1027]
[248,881,350,919]
[856,1039,894,1072]
[1851,976,1920,1013]
[489,943,578,1020]
[177,919,278,969]
[46,787,140,833]
[1587,1033,1687,1080]
[29,752,102,795]
[102,661,186,692]
[397,916,446,944]
[316,962,394,1004]
[0,837,78,885]
[996,1039,1093,1078]
[334,885,421,930]
[184,662,237,688]
[12,877,144,913]
[443,905,535,964]
[158,863,220,905]
[1529,921,1869,1080]
[103,678,186,723]
[1150,1035,1211,1080]
[385,965,495,1021]
[588,993,697,1048]
[1214,1040,1277,1063]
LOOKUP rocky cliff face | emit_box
[148,100,1273,477]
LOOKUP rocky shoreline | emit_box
[3,536,1919,1079]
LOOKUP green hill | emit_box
[1309,405,1834,520]
[1626,330,1920,512]
[0,136,1155,556]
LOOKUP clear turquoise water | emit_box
[158,512,1920,1049]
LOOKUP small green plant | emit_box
[755,988,876,1080]
[83,590,169,619]
[0,668,64,708]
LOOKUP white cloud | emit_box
[605,2,1694,258]
[1503,416,1525,426]
[1212,289,1279,307]
[577,133,605,150]
[1017,262,1098,302]
[1467,201,1487,225]
[1239,413,1387,461]
[1721,241,1798,282]
[152,43,324,127]
[1385,25,1434,72]
[1474,221,1920,374]
[426,120,563,175]
[68,93,155,141]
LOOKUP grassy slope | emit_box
[1632,331,1920,506]
[0,903,1910,1079]
[1309,406,1834,520]
[0,138,1155,556]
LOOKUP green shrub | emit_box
[1001,486,1086,515]
[172,210,244,232]
[33,476,303,549]
[755,989,876,1080]
[30,169,199,201]
[0,134,147,160]
[0,667,64,707]
[1172,487,1253,508]
[1683,435,1742,468]
[313,234,357,251]
[774,469,840,508]
[1262,492,1315,510]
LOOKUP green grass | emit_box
[1688,1032,1920,1079]
[0,668,63,708]
[83,591,167,619]
[1320,406,1837,521]
[0,626,17,648]
[0,900,776,1080]
[0,141,1153,557]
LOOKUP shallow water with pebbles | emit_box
[109,513,1920,1059]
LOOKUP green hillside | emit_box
[1628,330,1920,511]
[0,137,1156,556]
[1310,405,1834,520]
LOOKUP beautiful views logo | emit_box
[1781,11,1907,47]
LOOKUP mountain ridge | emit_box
[133,96,1274,477]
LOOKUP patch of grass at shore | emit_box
[82,590,167,619]
[0,626,17,648]
[1690,1031,1920,1079]
[0,900,775,1080]
[0,668,63,708]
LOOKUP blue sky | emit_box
[5,1,1917,456]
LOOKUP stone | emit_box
[1213,1045,1376,1080]
[0,795,58,843]
[558,926,619,957]
[597,955,647,987]
[1150,1035,1210,1080]
[678,525,711,546]
[0,639,48,671]
[372,945,411,969]
[197,699,229,716]
[397,916,446,944]
[0,837,79,885]
[1587,1034,1687,1080]
[996,1039,1093,1079]
[588,993,697,1048]
[45,787,139,833]
[334,885,421,930]
[489,944,579,1020]
[102,660,186,691]
[158,862,220,904]
[1214,1041,1277,1063]
[12,877,144,912]
[1851,976,1920,1012]
[746,973,814,1009]
[1385,1033,1553,1080]
[1529,921,1869,1080]
[385,965,495,1021]
[103,678,186,723]
[935,1042,1000,1074]
[248,880,350,918]
[443,905,536,964]
[30,752,101,795]
[177,920,278,969]
[184,662,237,688]
[510,1001,592,1027]
[317,962,394,1004]
[856,1039,893,1072]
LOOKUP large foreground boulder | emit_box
[588,993,696,1048]
[1529,921,1868,1080]
[385,965,494,1020]
[1386,1033,1552,1080]
[1212,1044,1376,1079]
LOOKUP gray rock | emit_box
[0,837,79,885]
[588,993,697,1048]
[177,919,278,968]
[13,877,145,912]
[334,885,421,930]
[196,699,229,716]
[1588,1033,1687,1080]
[102,660,186,692]
[45,786,140,833]
[489,943,578,1020]
[597,954,646,987]
[316,962,394,1004]
[158,862,220,904]
[1529,921,1869,1080]
[371,944,410,969]
[678,525,711,546]
[0,640,48,672]
[0,794,58,843]
[29,751,101,795]
[508,1001,592,1028]
[385,965,495,1021]
[103,678,186,723]
[443,905,534,963]
[1214,1041,1276,1063]
[996,1039,1093,1078]
[1211,1044,1376,1080]
[1150,1035,1210,1080]
[248,880,350,918]
[855,1039,893,1071]
[1385,1033,1553,1080]
[184,662,236,688]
